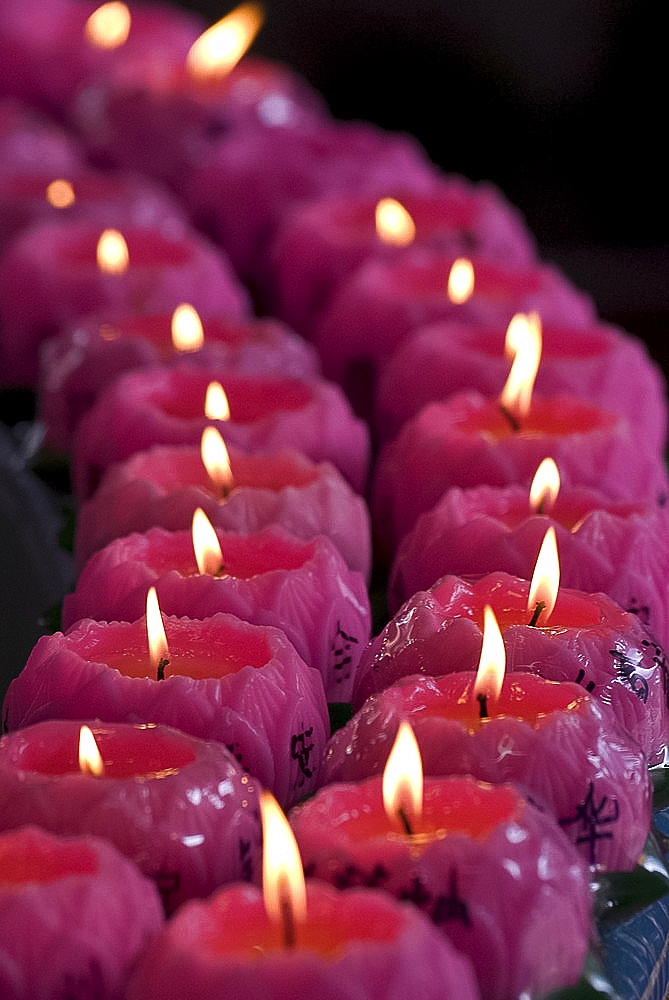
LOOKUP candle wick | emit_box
[499,402,520,432]
[536,498,544,516]
[216,563,227,577]
[280,891,296,950]
[528,601,546,627]
[476,692,489,719]
[157,656,169,681]
[397,806,414,837]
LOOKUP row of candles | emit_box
[1,1,669,998]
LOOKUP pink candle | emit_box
[0,219,250,386]
[353,569,668,764]
[266,179,536,336]
[0,825,163,1000]
[389,481,669,649]
[313,249,594,405]
[0,720,263,914]
[4,611,329,808]
[183,118,439,287]
[71,368,370,498]
[374,316,668,451]
[0,96,84,177]
[39,312,320,452]
[74,441,371,580]
[372,390,669,556]
[290,775,591,1000]
[125,880,480,1000]
[323,673,652,871]
[61,524,371,703]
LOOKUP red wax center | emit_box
[156,376,312,422]
[145,529,314,579]
[65,230,192,267]
[461,396,618,439]
[0,830,98,886]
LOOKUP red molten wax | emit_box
[15,724,196,779]
[392,255,542,300]
[65,228,192,268]
[464,396,617,439]
[425,673,588,730]
[156,375,312,422]
[0,829,98,885]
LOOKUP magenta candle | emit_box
[267,179,536,336]
[125,880,480,1000]
[354,570,669,764]
[0,219,250,386]
[0,96,84,177]
[313,249,594,402]
[374,317,668,450]
[0,825,163,1000]
[39,312,320,452]
[372,390,669,557]
[290,776,591,1000]
[3,612,330,808]
[183,117,439,287]
[62,525,370,703]
[74,442,372,580]
[323,673,652,871]
[71,367,370,498]
[0,720,263,914]
[389,481,669,648]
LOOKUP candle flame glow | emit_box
[204,381,230,421]
[447,258,475,304]
[96,229,129,274]
[528,527,560,624]
[78,725,105,777]
[499,312,542,420]
[382,721,423,832]
[146,586,170,675]
[171,303,204,352]
[473,605,505,708]
[201,426,234,495]
[46,179,75,209]
[192,507,225,576]
[186,2,264,80]
[260,790,307,947]
[374,198,416,247]
[85,2,132,49]
[529,457,560,513]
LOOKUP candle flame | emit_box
[146,586,170,675]
[382,721,423,832]
[186,3,264,80]
[46,179,75,209]
[171,303,204,352]
[499,312,542,420]
[78,725,105,777]
[374,198,416,247]
[473,605,505,708]
[529,458,560,513]
[192,507,224,575]
[528,527,560,624]
[96,229,129,274]
[447,258,475,304]
[85,2,132,49]
[204,381,230,421]
[201,426,234,494]
[260,790,307,947]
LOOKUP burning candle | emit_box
[374,314,668,450]
[324,607,653,871]
[61,517,371,704]
[4,597,330,808]
[38,310,319,452]
[291,724,592,1000]
[71,367,370,498]
[125,790,480,1000]
[73,430,371,579]
[266,178,536,336]
[312,247,594,411]
[0,219,250,386]
[0,825,163,1000]
[0,719,264,913]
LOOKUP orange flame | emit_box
[85,2,132,49]
[382,721,423,831]
[201,426,234,495]
[528,527,560,624]
[473,605,505,709]
[204,381,230,421]
[146,586,169,677]
[499,312,542,420]
[529,458,560,513]
[447,258,475,304]
[96,229,129,274]
[46,179,75,209]
[78,725,105,776]
[192,508,224,575]
[186,3,264,79]
[374,198,416,247]
[171,304,204,352]
[260,790,307,947]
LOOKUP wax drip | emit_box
[397,807,414,837]
[499,402,520,432]
[157,657,169,681]
[476,692,489,719]
[528,601,546,627]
